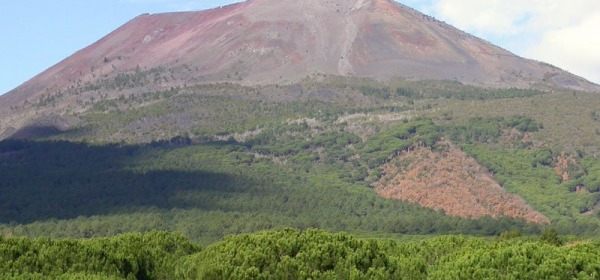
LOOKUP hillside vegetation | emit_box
[1,78,600,243]
[1,77,600,279]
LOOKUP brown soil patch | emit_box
[374,142,549,223]
[554,154,581,183]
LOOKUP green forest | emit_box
[2,77,600,278]
[1,229,600,279]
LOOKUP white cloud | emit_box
[433,0,534,35]
[407,0,600,84]
[527,13,600,85]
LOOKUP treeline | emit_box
[42,78,546,144]
[2,229,599,279]
[444,115,543,144]
[78,93,360,144]
[358,82,545,101]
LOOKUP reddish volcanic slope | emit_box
[2,0,598,108]
[374,143,550,224]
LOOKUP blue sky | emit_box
[0,0,234,95]
[1,0,599,95]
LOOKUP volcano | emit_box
[1,0,600,240]
[1,0,599,110]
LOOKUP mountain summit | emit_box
[1,0,598,108]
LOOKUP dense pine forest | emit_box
[1,229,599,279]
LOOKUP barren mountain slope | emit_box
[1,0,598,111]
